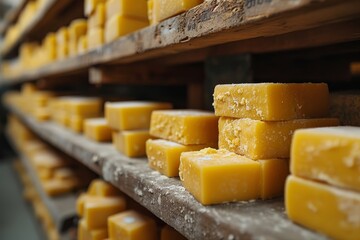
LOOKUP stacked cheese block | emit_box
[179,83,339,205]
[104,0,149,43]
[147,109,218,177]
[286,126,360,240]
[85,0,106,50]
[105,101,172,157]
[84,118,113,142]
[148,0,204,25]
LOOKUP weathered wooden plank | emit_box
[6,104,329,240]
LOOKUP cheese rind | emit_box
[179,148,260,205]
[285,175,360,240]
[106,0,148,20]
[84,118,112,142]
[150,110,219,145]
[146,139,211,177]
[218,117,339,159]
[113,130,150,157]
[291,126,360,191]
[213,83,330,121]
[108,210,157,240]
[105,101,172,130]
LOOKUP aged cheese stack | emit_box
[85,0,106,50]
[105,0,149,43]
[105,101,172,157]
[179,83,339,205]
[84,118,112,142]
[286,126,360,240]
[147,109,218,177]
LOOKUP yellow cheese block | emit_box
[106,0,148,21]
[108,210,157,240]
[31,151,70,169]
[218,117,339,159]
[291,126,360,192]
[68,115,84,133]
[77,194,122,218]
[179,148,260,205]
[286,175,360,240]
[42,33,57,62]
[259,159,289,199]
[161,225,187,240]
[147,0,153,24]
[77,35,88,54]
[53,168,76,180]
[78,219,108,240]
[84,196,126,229]
[69,19,87,42]
[150,110,219,145]
[146,139,211,177]
[56,43,68,60]
[64,97,102,117]
[150,0,203,25]
[213,83,330,121]
[56,27,69,45]
[112,130,151,157]
[68,38,78,57]
[88,3,106,29]
[38,168,53,180]
[87,179,121,197]
[105,101,172,130]
[21,83,37,95]
[33,107,50,121]
[85,0,106,16]
[105,14,148,43]
[84,118,112,142]
[42,179,75,196]
[87,27,104,50]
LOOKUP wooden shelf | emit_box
[1,0,360,85]
[5,104,329,240]
[6,131,77,236]
[0,0,28,36]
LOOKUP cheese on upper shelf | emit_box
[286,175,360,240]
[149,0,204,25]
[87,27,104,50]
[105,101,172,130]
[150,110,219,145]
[105,14,149,43]
[106,0,148,20]
[56,27,69,45]
[69,19,87,43]
[108,210,157,240]
[291,126,360,192]
[179,148,260,205]
[88,3,106,29]
[68,115,85,133]
[42,33,57,62]
[112,130,151,157]
[64,97,102,116]
[77,35,88,54]
[146,139,211,177]
[218,117,339,159]
[213,83,330,121]
[84,118,112,142]
[161,225,187,240]
[85,0,106,16]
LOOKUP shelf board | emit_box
[5,104,329,240]
[0,0,28,36]
[1,0,360,86]
[6,131,77,235]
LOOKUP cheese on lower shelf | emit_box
[106,0,148,21]
[85,0,106,16]
[213,83,330,121]
[84,196,127,229]
[87,27,104,50]
[259,159,289,199]
[42,179,76,196]
[291,126,360,192]
[179,148,260,205]
[218,117,339,159]
[87,179,121,197]
[88,2,106,29]
[150,110,219,145]
[105,101,172,130]
[108,210,157,240]
[146,139,211,177]
[161,225,187,240]
[150,0,203,25]
[285,175,360,240]
[105,14,148,43]
[84,118,112,142]
[112,130,151,157]
[78,219,108,240]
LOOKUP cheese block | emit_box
[42,33,57,62]
[78,219,108,240]
[108,210,157,240]
[259,159,289,199]
[146,139,211,177]
[85,0,106,16]
[42,179,76,196]
[150,110,219,145]
[54,168,76,180]
[218,117,339,159]
[105,14,148,43]
[291,126,360,192]
[69,19,87,42]
[112,130,151,157]
[88,3,106,29]
[32,151,70,169]
[77,35,87,54]
[179,148,260,205]
[213,83,330,121]
[68,115,84,133]
[56,27,69,45]
[38,168,53,180]
[105,101,172,130]
[87,27,104,50]
[87,179,121,197]
[150,0,203,25]
[147,0,153,24]
[76,194,109,217]
[161,225,187,240]
[64,97,102,116]
[106,0,148,20]
[286,175,360,240]
[84,118,112,142]
[84,196,127,229]
[56,43,68,60]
